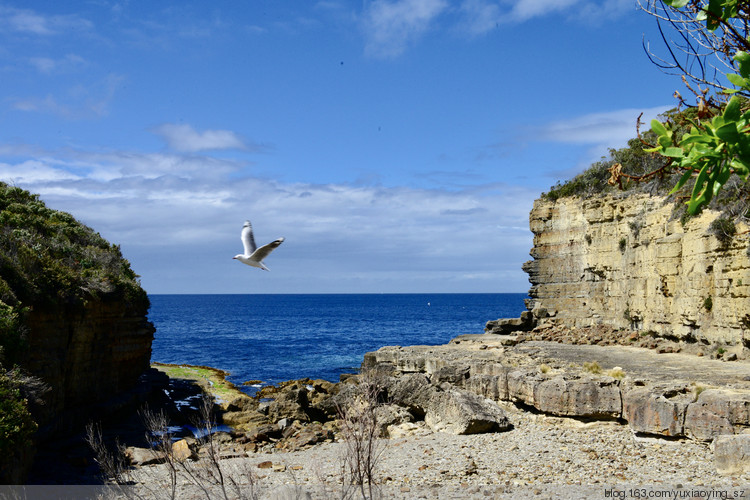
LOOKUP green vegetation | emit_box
[709,216,737,246]
[543,131,681,202]
[0,181,148,481]
[0,371,36,462]
[583,361,602,375]
[546,1,750,221]
[642,0,750,214]
[0,182,148,365]
[703,296,713,312]
[151,363,246,403]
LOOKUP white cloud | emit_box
[363,0,449,58]
[29,54,86,74]
[506,0,580,22]
[0,144,535,293]
[540,105,671,146]
[360,0,634,55]
[535,105,672,178]
[0,6,92,36]
[153,124,249,153]
[12,73,124,118]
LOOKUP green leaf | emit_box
[736,52,750,78]
[663,0,689,6]
[651,119,668,137]
[663,147,684,158]
[731,158,750,178]
[714,166,732,196]
[680,134,711,145]
[727,73,746,87]
[669,170,694,195]
[724,96,742,121]
[716,122,740,142]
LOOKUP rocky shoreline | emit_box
[43,326,745,499]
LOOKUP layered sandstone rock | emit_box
[517,194,750,346]
[363,336,750,442]
[25,295,154,439]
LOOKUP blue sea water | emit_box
[148,294,527,394]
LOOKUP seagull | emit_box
[232,220,284,271]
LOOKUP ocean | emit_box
[148,293,527,394]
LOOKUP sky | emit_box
[0,0,683,294]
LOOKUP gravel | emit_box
[126,402,750,499]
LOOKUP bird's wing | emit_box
[241,221,257,255]
[251,237,284,262]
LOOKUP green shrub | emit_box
[703,296,713,312]
[542,107,750,222]
[709,217,736,247]
[0,182,147,309]
[0,369,37,473]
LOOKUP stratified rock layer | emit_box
[26,295,154,439]
[520,194,750,345]
[363,335,750,442]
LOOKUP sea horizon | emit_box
[147,293,528,392]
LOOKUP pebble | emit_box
[128,402,750,499]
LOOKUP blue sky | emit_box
[0,1,680,294]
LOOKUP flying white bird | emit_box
[232,220,284,271]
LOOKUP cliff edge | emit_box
[495,193,749,348]
[0,182,154,483]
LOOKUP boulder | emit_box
[171,439,195,462]
[277,422,334,451]
[714,434,750,475]
[374,404,414,436]
[221,409,269,432]
[385,373,433,416]
[125,447,167,466]
[485,312,534,334]
[534,375,621,419]
[424,389,511,435]
[507,368,540,407]
[622,385,693,437]
[684,389,750,441]
[267,385,311,422]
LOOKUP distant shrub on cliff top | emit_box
[0,182,148,366]
[543,123,681,202]
[0,183,146,305]
[542,110,750,222]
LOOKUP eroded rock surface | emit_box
[511,194,750,347]
[363,335,750,442]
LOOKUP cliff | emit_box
[514,193,749,346]
[0,182,154,483]
[24,297,154,439]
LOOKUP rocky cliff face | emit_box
[519,194,750,346]
[25,295,154,439]
[0,182,155,482]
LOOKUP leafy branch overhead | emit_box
[631,0,750,214]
